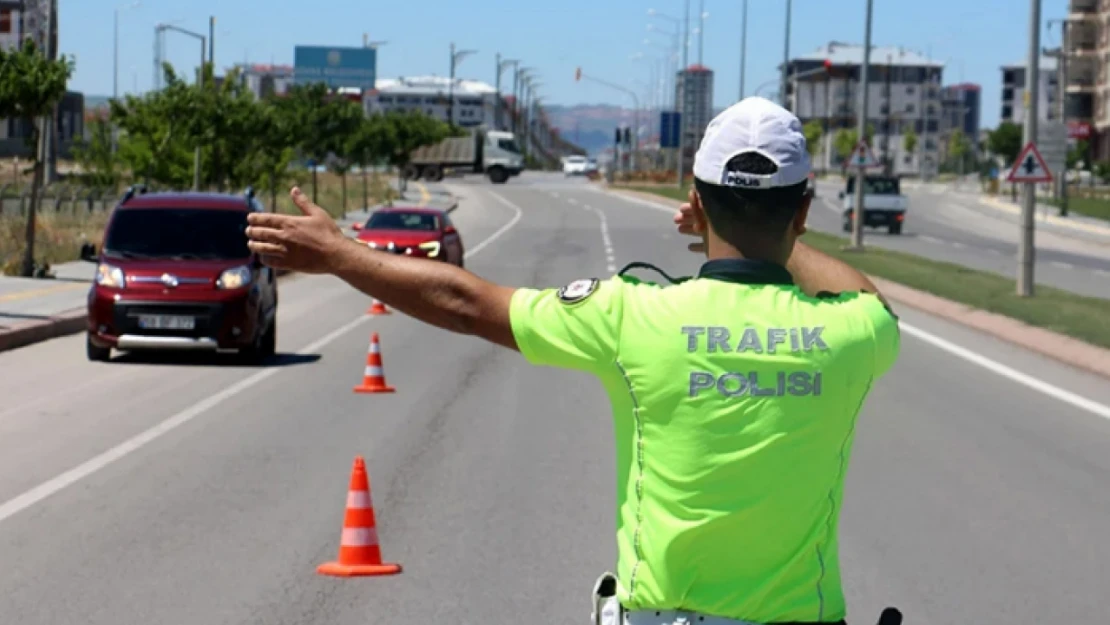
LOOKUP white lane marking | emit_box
[899,323,1110,421]
[986,248,1003,256]
[1051,261,1074,270]
[0,198,525,526]
[918,235,944,245]
[1095,269,1110,278]
[582,203,617,273]
[567,198,579,205]
[950,241,967,249]
[604,187,1110,422]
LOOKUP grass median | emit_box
[620,184,1110,350]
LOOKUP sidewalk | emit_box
[0,186,457,353]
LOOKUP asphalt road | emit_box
[811,179,1110,300]
[2,173,1110,624]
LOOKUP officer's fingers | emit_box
[245,226,286,244]
[290,186,328,218]
[247,212,292,229]
[249,241,287,256]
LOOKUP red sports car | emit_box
[352,207,465,267]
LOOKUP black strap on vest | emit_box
[617,261,691,285]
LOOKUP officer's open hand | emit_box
[245,187,348,274]
[673,187,707,254]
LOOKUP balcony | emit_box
[1069,0,1097,17]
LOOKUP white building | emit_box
[786,42,945,177]
[999,58,1059,126]
[234,64,295,99]
[364,76,498,128]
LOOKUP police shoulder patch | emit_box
[556,278,600,304]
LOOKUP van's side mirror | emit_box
[351,223,363,232]
[80,242,98,262]
[443,225,458,235]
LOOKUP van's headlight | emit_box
[216,265,252,290]
[96,263,126,289]
[367,241,378,249]
[418,241,441,257]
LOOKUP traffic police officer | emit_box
[244,96,901,625]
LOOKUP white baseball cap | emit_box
[693,96,811,190]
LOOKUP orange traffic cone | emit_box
[317,456,402,577]
[367,298,390,315]
[354,332,396,394]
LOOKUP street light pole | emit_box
[739,0,748,100]
[781,0,792,110]
[675,0,690,189]
[1018,0,1042,297]
[448,43,477,127]
[848,0,874,250]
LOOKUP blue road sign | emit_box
[293,46,377,90]
[660,111,681,149]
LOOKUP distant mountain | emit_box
[546,103,727,156]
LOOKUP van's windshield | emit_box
[103,208,250,260]
[845,176,901,195]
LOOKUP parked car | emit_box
[352,207,465,267]
[81,186,279,362]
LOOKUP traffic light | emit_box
[575,67,582,82]
[615,128,622,145]
[624,127,632,147]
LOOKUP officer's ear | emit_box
[792,191,811,237]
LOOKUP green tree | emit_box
[383,110,453,190]
[72,116,122,189]
[802,120,824,159]
[834,129,858,161]
[1067,139,1089,171]
[987,121,1023,165]
[237,98,297,212]
[347,114,394,210]
[110,64,200,189]
[326,98,369,215]
[0,38,75,276]
[903,128,918,156]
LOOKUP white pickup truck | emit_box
[838,175,909,235]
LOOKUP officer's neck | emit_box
[706,236,790,267]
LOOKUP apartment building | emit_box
[1064,0,1103,157]
[999,58,1059,125]
[364,76,498,129]
[786,42,944,176]
[0,0,83,159]
[674,64,714,167]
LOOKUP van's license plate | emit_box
[138,315,195,330]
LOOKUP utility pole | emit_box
[697,0,705,65]
[209,16,215,74]
[1018,0,1041,297]
[883,54,892,175]
[739,0,747,99]
[848,0,873,250]
[448,42,457,127]
[1054,19,1070,217]
[675,0,690,189]
[781,0,792,110]
[42,0,58,185]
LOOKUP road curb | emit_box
[605,186,1110,380]
[978,194,1110,237]
[0,270,304,355]
[0,308,87,354]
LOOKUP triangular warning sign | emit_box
[1006,142,1053,183]
[848,140,879,168]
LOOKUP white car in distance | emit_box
[563,155,592,176]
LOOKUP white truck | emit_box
[839,175,909,235]
[405,128,524,184]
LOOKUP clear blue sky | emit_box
[63,0,1068,129]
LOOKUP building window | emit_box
[1002,105,1013,119]
[0,10,10,34]
[906,86,915,95]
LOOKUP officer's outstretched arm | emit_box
[245,187,520,352]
